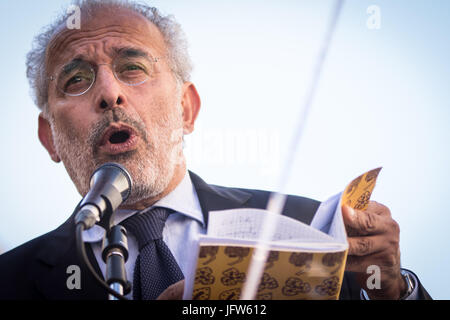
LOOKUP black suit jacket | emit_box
[0,172,431,300]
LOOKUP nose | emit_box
[93,65,127,111]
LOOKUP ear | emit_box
[38,113,61,163]
[180,82,201,135]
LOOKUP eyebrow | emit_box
[113,47,151,59]
[62,58,84,75]
[56,47,152,74]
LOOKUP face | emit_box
[41,8,199,205]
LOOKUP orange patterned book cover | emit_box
[183,168,382,300]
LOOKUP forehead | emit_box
[46,7,166,72]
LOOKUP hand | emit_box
[342,201,407,299]
[157,280,185,300]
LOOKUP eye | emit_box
[116,61,150,85]
[66,75,83,86]
[56,59,95,95]
[125,64,144,71]
[63,73,93,94]
[118,63,147,75]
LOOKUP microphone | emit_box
[74,162,132,230]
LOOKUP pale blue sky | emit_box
[0,0,449,299]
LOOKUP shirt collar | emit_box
[82,170,204,243]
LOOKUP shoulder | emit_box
[0,233,49,298]
[0,220,74,299]
[0,233,50,267]
[209,183,321,225]
[189,171,321,225]
[0,218,75,265]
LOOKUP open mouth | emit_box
[98,124,139,155]
[109,130,131,144]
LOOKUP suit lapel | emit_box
[34,210,107,300]
[189,171,253,226]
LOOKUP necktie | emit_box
[120,207,184,300]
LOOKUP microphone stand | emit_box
[98,209,131,300]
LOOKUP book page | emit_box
[327,200,346,242]
[311,193,347,243]
[310,192,341,234]
[207,208,335,243]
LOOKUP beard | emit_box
[49,103,185,206]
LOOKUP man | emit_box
[0,0,431,300]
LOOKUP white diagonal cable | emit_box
[241,0,345,300]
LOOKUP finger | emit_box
[366,201,392,217]
[342,205,388,236]
[157,280,185,300]
[345,250,400,273]
[348,234,389,256]
[345,252,384,273]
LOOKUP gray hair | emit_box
[26,0,192,115]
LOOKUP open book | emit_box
[183,168,382,300]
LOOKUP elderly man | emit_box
[0,0,431,300]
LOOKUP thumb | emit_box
[157,280,185,300]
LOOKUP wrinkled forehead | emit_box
[46,7,167,74]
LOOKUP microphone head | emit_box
[90,162,133,202]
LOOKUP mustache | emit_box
[88,108,148,153]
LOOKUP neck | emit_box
[120,162,187,211]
